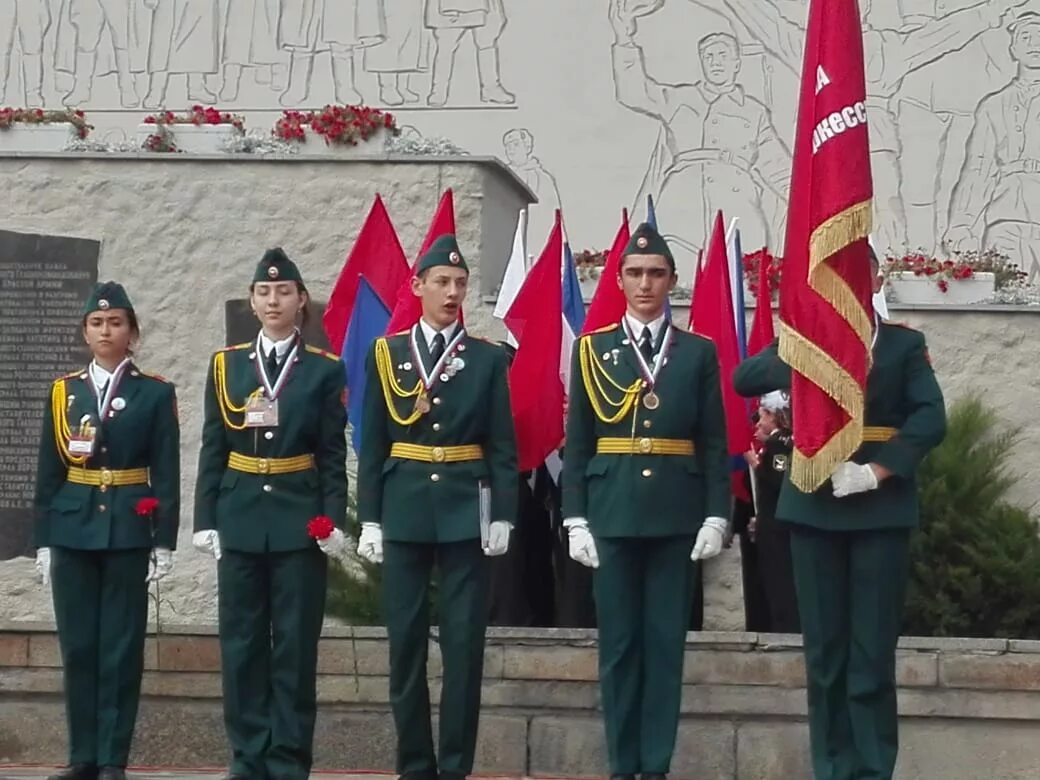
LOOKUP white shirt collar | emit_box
[418,319,460,350]
[89,358,130,393]
[258,330,298,359]
[624,312,668,343]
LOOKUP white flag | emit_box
[493,209,528,346]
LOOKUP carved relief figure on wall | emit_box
[503,127,561,245]
[610,0,791,281]
[896,0,1018,255]
[362,0,428,106]
[141,0,219,108]
[219,0,288,100]
[278,0,385,106]
[702,0,1028,255]
[947,11,1040,283]
[54,0,147,107]
[423,0,514,107]
[0,0,50,105]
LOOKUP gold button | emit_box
[99,485,108,493]
[641,469,652,478]
[257,458,270,474]
[638,437,653,454]
[643,420,652,429]
[98,504,107,512]
[432,447,446,463]
[263,484,273,493]
[433,397,442,406]
[99,469,113,486]
[432,423,441,431]
[430,473,440,482]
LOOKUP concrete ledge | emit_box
[3,624,1040,778]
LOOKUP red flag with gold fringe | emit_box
[778,0,875,492]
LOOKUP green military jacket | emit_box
[34,364,180,550]
[194,337,348,553]
[357,325,518,543]
[561,323,730,537]
[732,324,946,531]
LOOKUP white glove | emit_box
[317,527,349,560]
[564,517,599,569]
[831,461,879,498]
[147,548,174,582]
[692,517,728,561]
[483,521,512,557]
[35,548,51,586]
[357,522,384,564]
[192,529,222,560]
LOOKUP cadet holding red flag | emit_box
[733,2,946,778]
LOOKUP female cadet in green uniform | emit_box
[193,249,348,780]
[34,282,181,780]
[732,249,946,780]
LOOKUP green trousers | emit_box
[218,548,328,780]
[789,525,911,780]
[593,536,695,775]
[383,540,489,780]
[51,546,151,768]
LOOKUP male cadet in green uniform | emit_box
[561,222,730,780]
[732,248,946,780]
[34,282,180,780]
[357,234,518,780]
[193,248,347,780]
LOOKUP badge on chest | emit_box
[244,394,280,428]
[68,415,98,456]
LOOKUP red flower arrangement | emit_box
[742,248,783,297]
[273,104,399,147]
[0,107,91,138]
[884,252,978,294]
[141,105,245,152]
[135,497,160,517]
[307,515,336,540]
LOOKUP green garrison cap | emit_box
[416,234,469,275]
[253,247,304,285]
[623,222,675,270]
[83,281,134,316]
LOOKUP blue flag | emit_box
[562,242,586,334]
[730,228,748,360]
[343,276,391,456]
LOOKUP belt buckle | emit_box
[99,468,114,486]
[257,458,270,475]
[431,447,446,463]
[638,437,653,454]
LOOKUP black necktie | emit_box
[639,326,654,364]
[266,346,280,381]
[430,332,446,367]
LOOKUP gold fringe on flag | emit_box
[779,198,873,492]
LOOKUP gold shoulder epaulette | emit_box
[305,345,340,361]
[138,370,172,383]
[220,342,251,352]
[884,320,919,331]
[389,328,410,337]
[588,323,619,335]
[57,369,82,382]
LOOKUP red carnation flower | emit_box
[307,515,335,540]
[135,497,160,516]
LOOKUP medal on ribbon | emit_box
[621,319,673,411]
[249,333,300,427]
[408,325,466,415]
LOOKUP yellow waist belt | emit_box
[390,443,484,464]
[227,452,315,475]
[66,467,149,487]
[597,437,695,456]
[862,426,898,442]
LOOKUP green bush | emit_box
[904,395,1040,638]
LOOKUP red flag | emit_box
[385,189,457,334]
[322,194,410,353]
[505,212,564,470]
[779,0,874,492]
[691,212,752,500]
[747,250,777,357]
[582,208,630,334]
